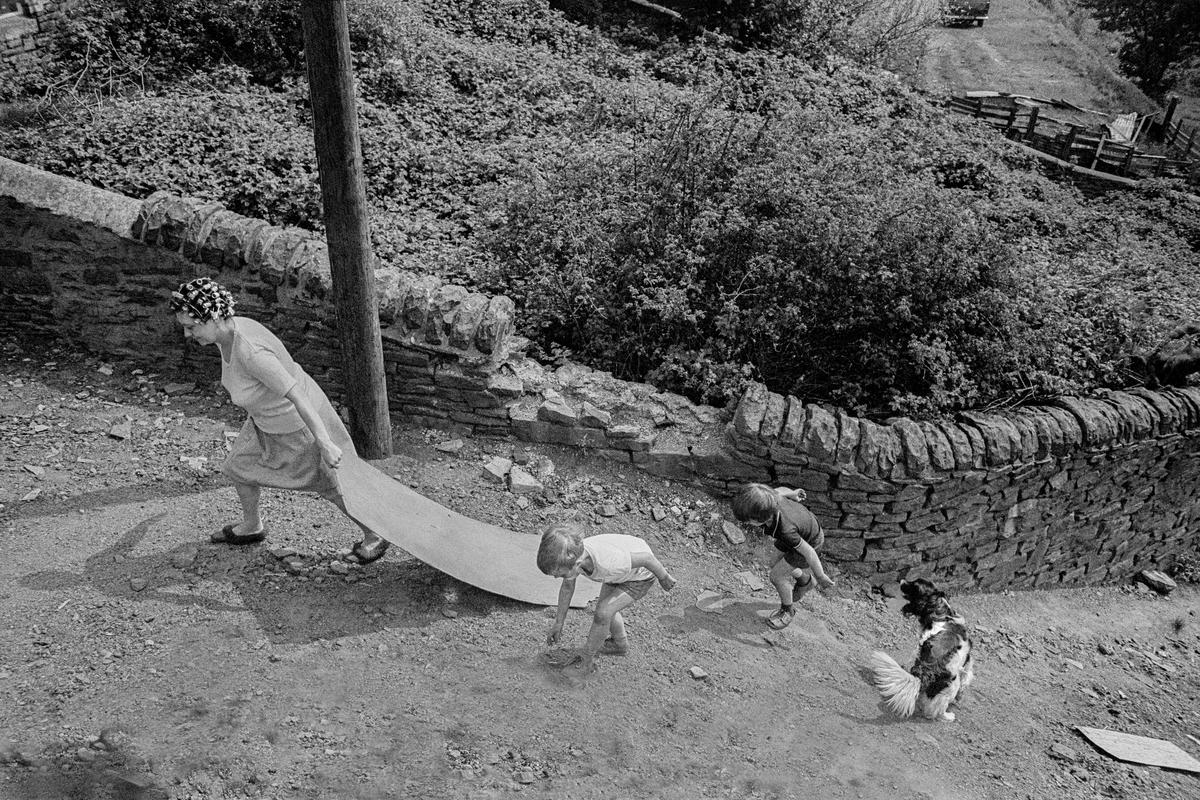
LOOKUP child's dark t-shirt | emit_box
[768,499,824,554]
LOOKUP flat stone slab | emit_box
[1076,726,1200,773]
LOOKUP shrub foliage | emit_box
[2,0,1198,417]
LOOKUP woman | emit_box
[170,277,390,563]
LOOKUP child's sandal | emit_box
[599,638,629,656]
[765,608,796,630]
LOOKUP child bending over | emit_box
[537,523,676,675]
[732,483,835,630]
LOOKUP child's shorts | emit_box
[609,577,656,601]
[783,549,810,570]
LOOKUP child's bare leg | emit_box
[769,556,798,606]
[233,482,263,535]
[765,556,800,628]
[601,611,629,655]
[792,570,814,602]
[575,586,635,673]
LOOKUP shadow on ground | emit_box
[18,513,532,646]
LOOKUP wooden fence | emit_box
[945,95,1197,181]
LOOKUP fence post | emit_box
[1168,121,1182,149]
[1060,126,1078,161]
[1089,135,1106,170]
[1161,96,1179,141]
[1184,128,1198,159]
[974,97,983,118]
[1120,145,1135,176]
[1004,105,1018,137]
[1023,105,1039,142]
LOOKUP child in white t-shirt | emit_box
[537,523,676,676]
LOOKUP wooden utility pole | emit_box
[300,0,392,457]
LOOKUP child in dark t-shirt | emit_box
[732,483,836,629]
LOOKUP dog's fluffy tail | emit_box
[870,651,920,718]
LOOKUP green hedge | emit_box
[3,0,1197,416]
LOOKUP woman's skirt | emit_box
[219,371,347,499]
[220,420,340,497]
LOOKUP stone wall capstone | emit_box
[3,155,1198,592]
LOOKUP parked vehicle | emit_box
[942,1,990,26]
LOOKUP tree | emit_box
[1079,0,1200,98]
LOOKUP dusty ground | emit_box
[916,0,1155,115]
[1,333,1199,800]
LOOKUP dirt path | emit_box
[917,0,1155,115]
[1,338,1199,800]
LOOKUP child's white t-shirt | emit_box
[581,534,655,584]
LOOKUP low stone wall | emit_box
[721,383,1200,590]
[3,156,1198,591]
[0,156,523,433]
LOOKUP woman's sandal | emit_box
[346,539,390,564]
[211,524,267,545]
[765,608,796,630]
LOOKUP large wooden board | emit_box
[338,456,601,608]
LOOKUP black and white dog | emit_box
[870,578,974,722]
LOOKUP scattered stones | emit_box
[650,506,668,522]
[1048,743,1080,763]
[515,768,536,784]
[22,464,44,477]
[721,520,745,545]
[108,419,132,440]
[1098,642,1114,655]
[482,457,512,483]
[442,607,459,619]
[435,439,464,454]
[529,455,556,479]
[329,562,351,576]
[129,578,148,592]
[688,666,709,680]
[1136,570,1176,595]
[733,571,765,591]
[508,466,543,495]
[162,382,195,396]
[598,503,618,517]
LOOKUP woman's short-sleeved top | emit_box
[580,534,655,585]
[768,499,824,554]
[220,317,305,434]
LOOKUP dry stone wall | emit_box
[3,156,1199,591]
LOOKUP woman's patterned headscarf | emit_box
[169,277,236,322]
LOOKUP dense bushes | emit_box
[4,0,303,101]
[476,67,1032,414]
[0,86,322,228]
[2,0,1198,417]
